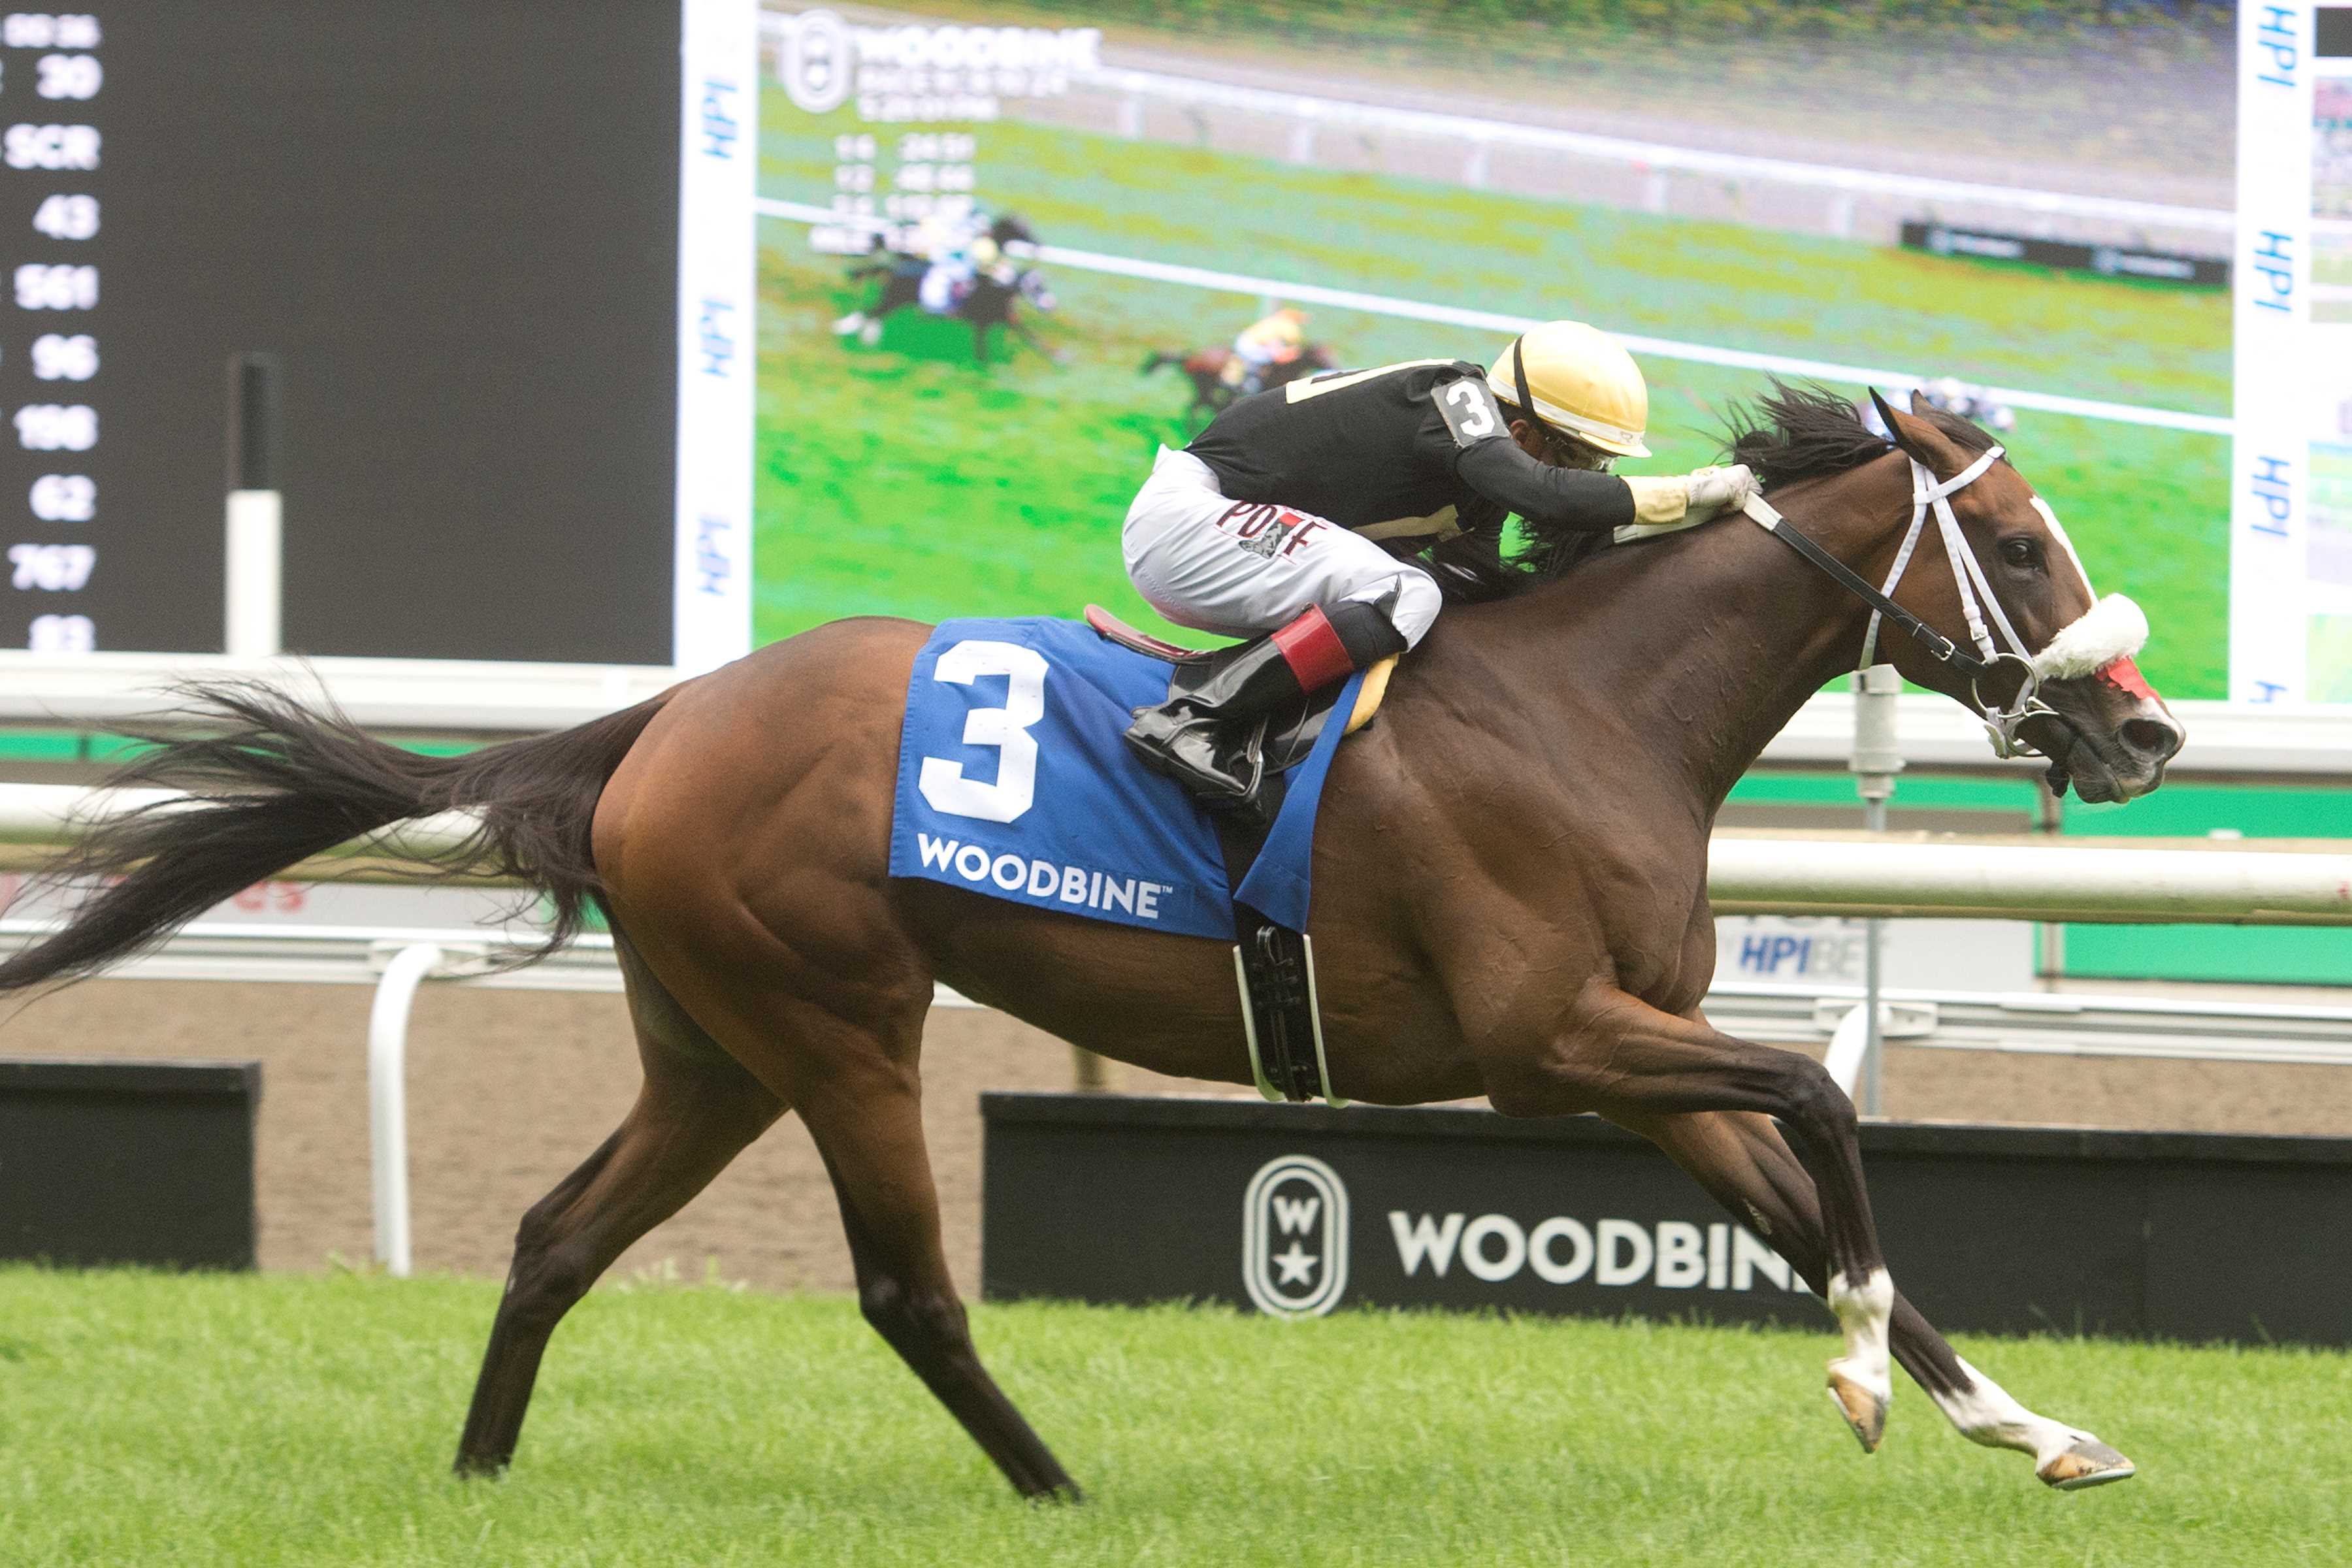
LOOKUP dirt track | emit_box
[9,977,2352,1294]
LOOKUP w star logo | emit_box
[1241,1155,1350,1318]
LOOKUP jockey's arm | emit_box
[1454,437,1636,534]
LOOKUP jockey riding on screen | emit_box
[1222,304,1310,395]
[1121,319,1756,815]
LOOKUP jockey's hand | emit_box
[1622,463,1756,528]
[1684,463,1757,523]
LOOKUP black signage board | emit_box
[983,1093,2352,1347]
[1899,221,2228,288]
[0,4,680,661]
[0,1058,259,1269]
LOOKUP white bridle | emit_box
[1735,444,2149,760]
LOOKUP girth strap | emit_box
[1209,804,1343,1107]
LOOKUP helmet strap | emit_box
[1507,334,1617,470]
[1510,335,1544,443]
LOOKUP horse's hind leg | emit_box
[791,1011,1080,1499]
[1630,1107,2135,1490]
[452,935,783,1475]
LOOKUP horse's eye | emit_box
[1999,536,2041,570]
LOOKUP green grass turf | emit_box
[754,92,2232,695]
[1,1267,2344,1566]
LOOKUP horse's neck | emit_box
[1465,466,1899,818]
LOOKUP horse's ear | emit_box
[1869,386,1941,468]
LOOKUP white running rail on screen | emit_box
[755,197,2230,438]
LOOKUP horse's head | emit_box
[1301,344,1339,372]
[1863,391,2183,802]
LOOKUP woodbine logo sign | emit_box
[1243,1154,1810,1320]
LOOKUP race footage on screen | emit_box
[753,2,2231,698]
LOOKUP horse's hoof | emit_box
[2038,1439,2136,1490]
[1825,1366,1889,1452]
[858,322,883,347]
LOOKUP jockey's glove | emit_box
[1623,464,1757,528]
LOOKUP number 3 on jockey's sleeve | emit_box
[1435,377,1505,447]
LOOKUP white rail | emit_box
[0,651,677,734]
[1708,832,2352,926]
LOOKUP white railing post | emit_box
[367,941,441,1277]
[1850,664,1904,1115]
[224,352,283,661]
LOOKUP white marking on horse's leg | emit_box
[831,311,866,335]
[1823,1267,1894,1451]
[1931,1355,2136,1490]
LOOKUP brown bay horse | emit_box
[0,389,2183,1499]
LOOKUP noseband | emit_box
[1739,445,2061,760]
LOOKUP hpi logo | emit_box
[1242,1154,1349,1318]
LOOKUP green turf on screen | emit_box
[755,91,2230,696]
[1,1267,2344,1567]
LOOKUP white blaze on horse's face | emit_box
[2021,495,2150,685]
[2027,497,2093,599]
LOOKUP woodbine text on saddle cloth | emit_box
[888,615,1365,939]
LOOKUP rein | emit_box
[1739,444,2059,759]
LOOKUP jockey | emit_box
[1221,305,1309,393]
[1121,319,1756,814]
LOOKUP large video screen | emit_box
[753,3,2234,699]
[5,3,2257,705]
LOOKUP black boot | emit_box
[1123,601,1405,819]
[1122,632,1305,818]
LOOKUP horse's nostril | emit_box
[2121,717,2181,762]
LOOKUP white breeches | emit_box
[917,261,968,315]
[1121,447,1443,647]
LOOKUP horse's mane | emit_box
[1721,379,1997,487]
[1423,378,1999,606]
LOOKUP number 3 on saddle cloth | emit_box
[887,612,1391,1105]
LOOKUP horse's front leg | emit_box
[1483,983,1898,1452]
[1625,1107,2135,1489]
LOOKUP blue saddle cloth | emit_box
[888,617,1364,941]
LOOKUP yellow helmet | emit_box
[1486,320,1651,459]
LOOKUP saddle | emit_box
[1085,606,1395,1106]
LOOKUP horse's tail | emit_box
[0,680,674,994]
